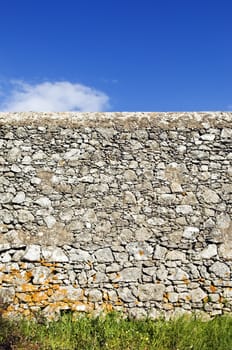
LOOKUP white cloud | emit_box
[0,80,110,112]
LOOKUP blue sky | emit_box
[0,0,231,111]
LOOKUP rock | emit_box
[168,268,189,281]
[32,266,51,284]
[0,209,13,224]
[23,245,41,261]
[59,209,74,222]
[126,242,153,260]
[183,226,199,239]
[216,213,231,230]
[88,290,102,302]
[153,245,167,259]
[135,227,153,241]
[1,252,11,262]
[12,191,26,204]
[113,267,141,282]
[123,191,137,204]
[0,192,13,204]
[35,197,51,208]
[0,244,11,252]
[138,283,165,301]
[198,244,217,259]
[8,147,21,162]
[11,164,21,172]
[118,287,136,302]
[218,244,232,260]
[170,182,183,193]
[18,209,34,223]
[209,262,230,278]
[0,287,15,303]
[44,215,56,229]
[221,128,232,141]
[166,250,186,261]
[176,205,193,215]
[199,187,220,204]
[94,248,114,262]
[69,249,92,262]
[124,170,137,181]
[42,246,69,262]
[191,288,207,302]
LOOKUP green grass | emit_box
[0,312,232,350]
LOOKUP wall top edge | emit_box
[0,112,231,129]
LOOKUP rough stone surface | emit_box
[0,112,231,319]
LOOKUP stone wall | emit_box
[0,112,231,320]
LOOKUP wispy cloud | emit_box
[0,80,110,112]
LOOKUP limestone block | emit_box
[23,245,41,261]
[197,244,217,259]
[166,250,186,261]
[138,283,165,301]
[12,191,26,204]
[183,226,199,239]
[113,267,141,282]
[42,246,68,262]
[35,197,51,208]
[118,287,136,302]
[191,288,207,303]
[32,266,51,284]
[176,205,193,215]
[94,247,114,262]
[209,262,230,278]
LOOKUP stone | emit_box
[32,266,51,284]
[199,187,220,204]
[218,244,232,260]
[124,170,137,181]
[44,215,56,229]
[8,147,21,162]
[221,128,232,141]
[35,197,51,208]
[153,245,167,259]
[170,182,183,193]
[1,252,11,262]
[123,191,137,204]
[209,262,230,278]
[114,267,141,282]
[191,288,207,302]
[0,209,13,224]
[11,164,21,172]
[135,227,153,241]
[126,242,153,260]
[198,244,217,259]
[183,226,199,239]
[216,213,231,230]
[59,209,73,222]
[0,243,11,252]
[94,248,114,262]
[166,250,186,261]
[0,192,13,204]
[12,191,26,204]
[176,205,193,215]
[138,283,165,301]
[118,287,136,302]
[69,249,92,262]
[88,290,102,302]
[23,245,41,261]
[0,287,15,304]
[168,268,189,281]
[42,246,69,262]
[18,210,34,223]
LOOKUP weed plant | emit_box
[0,312,231,349]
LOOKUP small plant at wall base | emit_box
[0,312,232,350]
